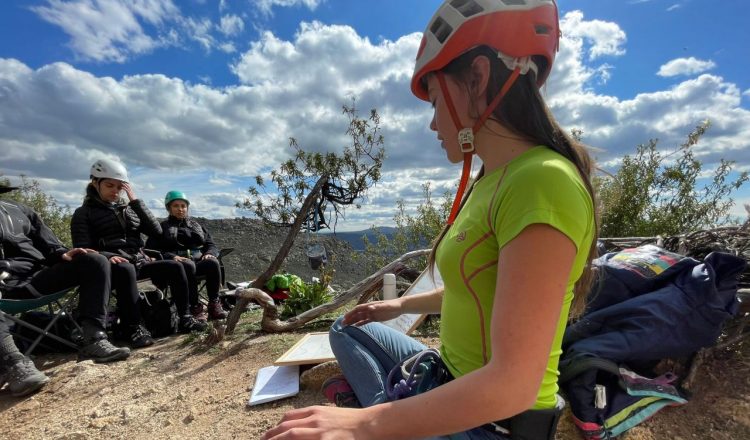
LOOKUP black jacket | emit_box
[146,215,218,260]
[0,199,67,287]
[71,184,161,260]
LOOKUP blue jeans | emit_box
[329,317,508,440]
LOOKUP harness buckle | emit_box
[458,128,475,153]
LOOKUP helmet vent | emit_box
[430,16,453,44]
[500,0,527,5]
[449,0,484,18]
[535,24,551,35]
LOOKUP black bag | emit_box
[12,311,79,353]
[139,288,178,337]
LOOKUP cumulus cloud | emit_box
[30,0,247,61]
[255,0,324,16]
[31,0,180,63]
[219,14,244,37]
[658,57,716,77]
[3,11,750,228]
[561,11,626,60]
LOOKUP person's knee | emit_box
[205,258,220,271]
[74,252,109,271]
[113,262,137,278]
[180,260,196,275]
[330,316,347,339]
[169,260,185,275]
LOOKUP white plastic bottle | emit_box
[382,273,397,301]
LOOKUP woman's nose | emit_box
[430,113,437,131]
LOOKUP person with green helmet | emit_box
[146,191,228,321]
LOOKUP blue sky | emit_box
[1,0,749,231]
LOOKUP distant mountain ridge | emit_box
[321,226,397,251]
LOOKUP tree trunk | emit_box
[225,176,329,333]
[235,249,430,333]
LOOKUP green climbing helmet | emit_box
[164,190,189,208]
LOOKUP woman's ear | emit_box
[470,55,492,98]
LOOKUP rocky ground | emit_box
[0,218,748,439]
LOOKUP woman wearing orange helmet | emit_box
[264,1,598,439]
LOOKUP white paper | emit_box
[248,365,299,406]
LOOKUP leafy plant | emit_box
[280,269,335,319]
[595,121,748,237]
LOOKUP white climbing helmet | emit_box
[90,159,129,183]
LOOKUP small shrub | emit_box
[280,269,334,319]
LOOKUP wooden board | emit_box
[381,266,443,334]
[274,332,335,366]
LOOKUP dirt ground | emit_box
[1,310,748,440]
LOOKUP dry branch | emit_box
[225,177,328,334]
[234,249,430,333]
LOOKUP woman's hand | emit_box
[202,254,217,260]
[122,182,137,201]
[109,256,129,264]
[261,406,374,440]
[62,248,98,261]
[173,256,189,262]
[342,299,403,326]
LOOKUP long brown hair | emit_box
[427,46,599,319]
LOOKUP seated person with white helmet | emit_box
[71,159,207,348]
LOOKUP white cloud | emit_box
[30,0,246,61]
[658,57,716,77]
[183,16,215,52]
[219,14,244,37]
[561,11,626,60]
[3,13,749,229]
[254,0,324,16]
[31,0,180,63]
[744,89,750,98]
[667,4,682,12]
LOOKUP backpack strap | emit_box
[559,355,621,384]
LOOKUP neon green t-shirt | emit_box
[435,146,594,409]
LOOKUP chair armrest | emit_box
[142,249,164,260]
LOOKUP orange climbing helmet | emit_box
[411,0,560,101]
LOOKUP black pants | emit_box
[178,258,221,304]
[111,260,191,327]
[5,253,111,329]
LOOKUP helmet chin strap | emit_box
[437,66,522,225]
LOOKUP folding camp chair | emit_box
[0,288,82,356]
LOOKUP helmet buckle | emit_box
[458,128,475,153]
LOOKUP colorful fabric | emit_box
[435,146,595,409]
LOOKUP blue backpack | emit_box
[559,245,745,439]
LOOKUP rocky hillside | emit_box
[197,218,372,289]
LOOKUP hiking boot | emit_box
[79,333,131,363]
[179,315,208,333]
[207,300,228,320]
[321,375,361,408]
[190,304,208,322]
[0,357,50,397]
[129,325,155,349]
